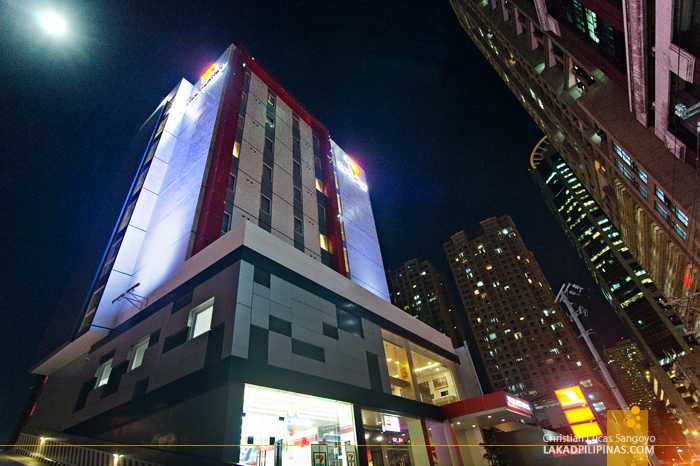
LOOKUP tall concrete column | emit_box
[407,419,432,466]
[623,0,650,125]
[654,0,673,140]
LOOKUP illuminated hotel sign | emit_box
[554,386,587,409]
[337,155,368,191]
[506,395,532,415]
[554,385,603,438]
[187,62,227,106]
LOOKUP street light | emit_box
[39,11,66,37]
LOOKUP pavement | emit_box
[0,450,47,466]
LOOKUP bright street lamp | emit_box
[40,12,67,37]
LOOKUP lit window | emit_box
[130,337,149,370]
[316,179,323,192]
[474,290,480,295]
[233,142,240,158]
[294,217,303,235]
[189,300,214,340]
[260,195,271,214]
[320,234,329,251]
[265,115,275,129]
[477,281,484,287]
[95,359,113,388]
[267,93,276,107]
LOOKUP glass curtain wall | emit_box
[381,330,461,405]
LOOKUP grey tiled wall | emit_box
[233,260,389,391]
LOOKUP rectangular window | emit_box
[228,174,236,192]
[238,115,244,130]
[260,195,271,214]
[655,186,665,202]
[655,202,668,219]
[264,137,274,154]
[265,115,275,129]
[233,142,240,158]
[221,212,232,234]
[262,164,272,181]
[315,179,323,192]
[337,308,363,338]
[674,223,687,240]
[95,359,113,388]
[320,234,329,251]
[293,161,301,177]
[130,337,149,370]
[294,217,303,235]
[676,208,689,226]
[293,187,302,202]
[267,93,276,107]
[188,299,214,340]
[117,200,136,233]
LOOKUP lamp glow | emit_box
[40,12,67,36]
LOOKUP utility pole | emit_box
[555,283,627,410]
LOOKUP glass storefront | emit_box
[240,385,356,466]
[362,409,432,466]
[382,330,461,406]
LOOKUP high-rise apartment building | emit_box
[604,339,656,409]
[530,138,700,430]
[449,0,700,338]
[386,259,465,348]
[443,216,602,408]
[15,44,542,466]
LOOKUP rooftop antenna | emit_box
[112,283,148,310]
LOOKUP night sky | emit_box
[0,0,628,444]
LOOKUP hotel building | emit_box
[15,45,540,466]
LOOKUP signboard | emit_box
[506,395,532,415]
[337,154,368,191]
[554,386,587,410]
[346,446,357,466]
[187,62,227,106]
[382,415,401,432]
[312,445,327,466]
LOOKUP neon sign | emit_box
[337,155,368,190]
[187,62,227,106]
[555,386,587,409]
[506,395,532,415]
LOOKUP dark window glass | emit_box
[263,164,273,181]
[260,196,271,214]
[336,307,363,338]
[294,187,302,202]
[294,217,303,235]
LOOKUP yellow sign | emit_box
[554,386,587,409]
[563,406,596,424]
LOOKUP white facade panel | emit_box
[331,140,390,302]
